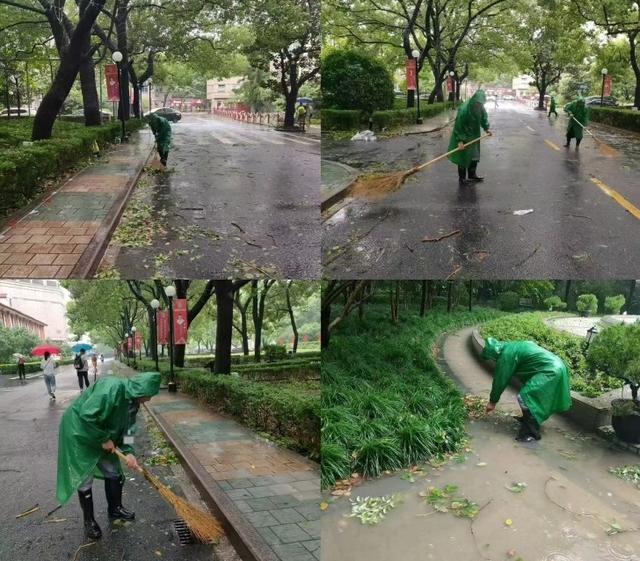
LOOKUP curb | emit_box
[320,160,359,213]
[144,400,279,561]
[71,132,156,278]
[402,116,455,136]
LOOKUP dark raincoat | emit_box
[481,338,572,426]
[549,97,557,112]
[448,90,490,168]
[56,372,161,505]
[564,98,589,140]
[149,114,172,153]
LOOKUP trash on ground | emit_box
[351,130,377,142]
[506,482,527,493]
[15,504,39,519]
[513,209,534,216]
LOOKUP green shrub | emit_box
[577,293,598,316]
[604,295,626,315]
[370,102,453,130]
[499,291,520,311]
[590,107,640,133]
[264,344,287,362]
[321,109,363,131]
[0,358,74,375]
[322,49,394,112]
[544,295,567,311]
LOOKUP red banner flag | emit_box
[173,299,189,345]
[157,311,169,345]
[406,59,417,91]
[603,75,612,97]
[135,331,142,350]
[105,64,120,102]
[127,336,133,352]
[446,76,455,93]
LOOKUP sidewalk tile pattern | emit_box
[0,130,153,278]
[149,393,320,561]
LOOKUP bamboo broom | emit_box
[570,114,600,142]
[348,133,492,199]
[113,448,223,543]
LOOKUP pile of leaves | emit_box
[322,305,504,488]
[349,495,402,525]
[421,484,480,519]
[609,465,640,488]
[464,395,489,420]
[480,313,619,398]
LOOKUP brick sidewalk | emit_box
[147,391,321,561]
[0,128,154,279]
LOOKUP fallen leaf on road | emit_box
[506,482,527,493]
[507,549,517,558]
[155,549,163,556]
[505,518,513,526]
[476,462,487,467]
[422,229,461,243]
[320,502,329,511]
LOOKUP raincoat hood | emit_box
[482,337,504,361]
[125,372,161,399]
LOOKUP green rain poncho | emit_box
[549,97,557,112]
[564,98,589,140]
[481,338,572,425]
[56,372,161,505]
[149,114,172,153]
[448,90,490,168]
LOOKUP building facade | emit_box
[0,302,46,339]
[206,76,245,110]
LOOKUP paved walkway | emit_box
[144,384,320,561]
[400,108,456,135]
[0,128,154,279]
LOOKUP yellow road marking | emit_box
[590,177,640,221]
[544,139,561,151]
[526,125,536,132]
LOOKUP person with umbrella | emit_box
[41,351,58,399]
[563,97,589,148]
[447,90,492,186]
[56,372,161,539]
[481,337,572,441]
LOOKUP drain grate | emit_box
[173,518,194,546]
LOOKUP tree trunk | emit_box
[536,75,547,110]
[420,280,427,316]
[214,281,234,374]
[286,282,298,354]
[321,300,331,349]
[629,32,640,108]
[628,280,637,312]
[447,281,454,312]
[79,52,101,126]
[284,91,297,128]
[240,309,249,355]
[129,66,140,118]
[468,280,473,311]
[115,1,130,121]
[564,280,572,307]
[406,89,415,108]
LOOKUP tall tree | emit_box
[214,280,251,374]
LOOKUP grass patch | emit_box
[479,312,620,398]
[321,304,504,488]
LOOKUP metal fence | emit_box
[212,108,285,127]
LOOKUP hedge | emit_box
[0,358,74,375]
[589,107,640,133]
[0,118,144,215]
[322,109,362,131]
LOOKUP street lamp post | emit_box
[124,333,130,366]
[164,285,177,393]
[111,51,126,142]
[131,326,137,368]
[412,49,423,124]
[449,70,456,107]
[150,298,160,373]
[600,67,608,107]
[586,325,599,348]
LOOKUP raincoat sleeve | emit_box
[489,346,518,404]
[76,389,120,447]
[480,106,490,132]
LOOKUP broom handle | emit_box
[113,447,144,474]
[570,114,596,139]
[113,447,163,491]
[413,133,492,173]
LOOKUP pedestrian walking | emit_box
[296,103,307,131]
[149,113,172,168]
[41,351,57,399]
[481,337,572,442]
[17,355,26,382]
[55,372,161,539]
[563,97,589,148]
[447,89,493,186]
[548,95,558,117]
[91,353,99,382]
[494,96,499,109]
[74,349,90,391]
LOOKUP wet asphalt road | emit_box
[323,100,640,279]
[0,362,230,561]
[111,115,320,279]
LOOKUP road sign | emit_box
[406,59,417,91]
[173,299,189,345]
[105,64,120,102]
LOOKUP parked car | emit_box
[149,107,182,122]
[584,96,618,107]
[0,108,29,118]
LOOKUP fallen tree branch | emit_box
[422,229,461,243]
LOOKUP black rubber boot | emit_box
[576,138,581,148]
[468,162,484,182]
[516,410,541,441]
[458,166,468,185]
[78,490,102,539]
[564,136,571,148]
[105,476,135,520]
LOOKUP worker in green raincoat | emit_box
[56,372,161,539]
[548,96,558,118]
[448,89,492,186]
[296,103,307,131]
[563,97,589,148]
[149,113,172,167]
[481,338,572,442]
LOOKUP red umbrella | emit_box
[31,344,62,357]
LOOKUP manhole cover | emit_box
[173,518,194,546]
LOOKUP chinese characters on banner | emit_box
[157,310,169,345]
[406,59,417,91]
[173,299,189,345]
[603,75,612,97]
[135,331,142,351]
[127,336,133,352]
[105,64,120,102]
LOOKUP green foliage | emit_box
[321,442,351,488]
[321,304,504,488]
[589,107,640,133]
[587,323,640,386]
[0,358,75,375]
[322,49,394,112]
[577,294,598,316]
[544,296,567,311]
[0,326,41,363]
[321,109,363,130]
[480,312,619,398]
[0,118,144,216]
[264,344,287,362]
[498,291,520,311]
[424,484,479,518]
[349,495,402,525]
[604,295,626,315]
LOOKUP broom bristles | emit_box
[349,170,410,199]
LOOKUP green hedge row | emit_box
[590,107,640,133]
[183,350,321,369]
[322,102,454,131]
[0,118,144,215]
[0,358,74,375]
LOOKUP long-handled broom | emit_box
[348,133,492,199]
[113,448,223,543]
[570,114,600,142]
